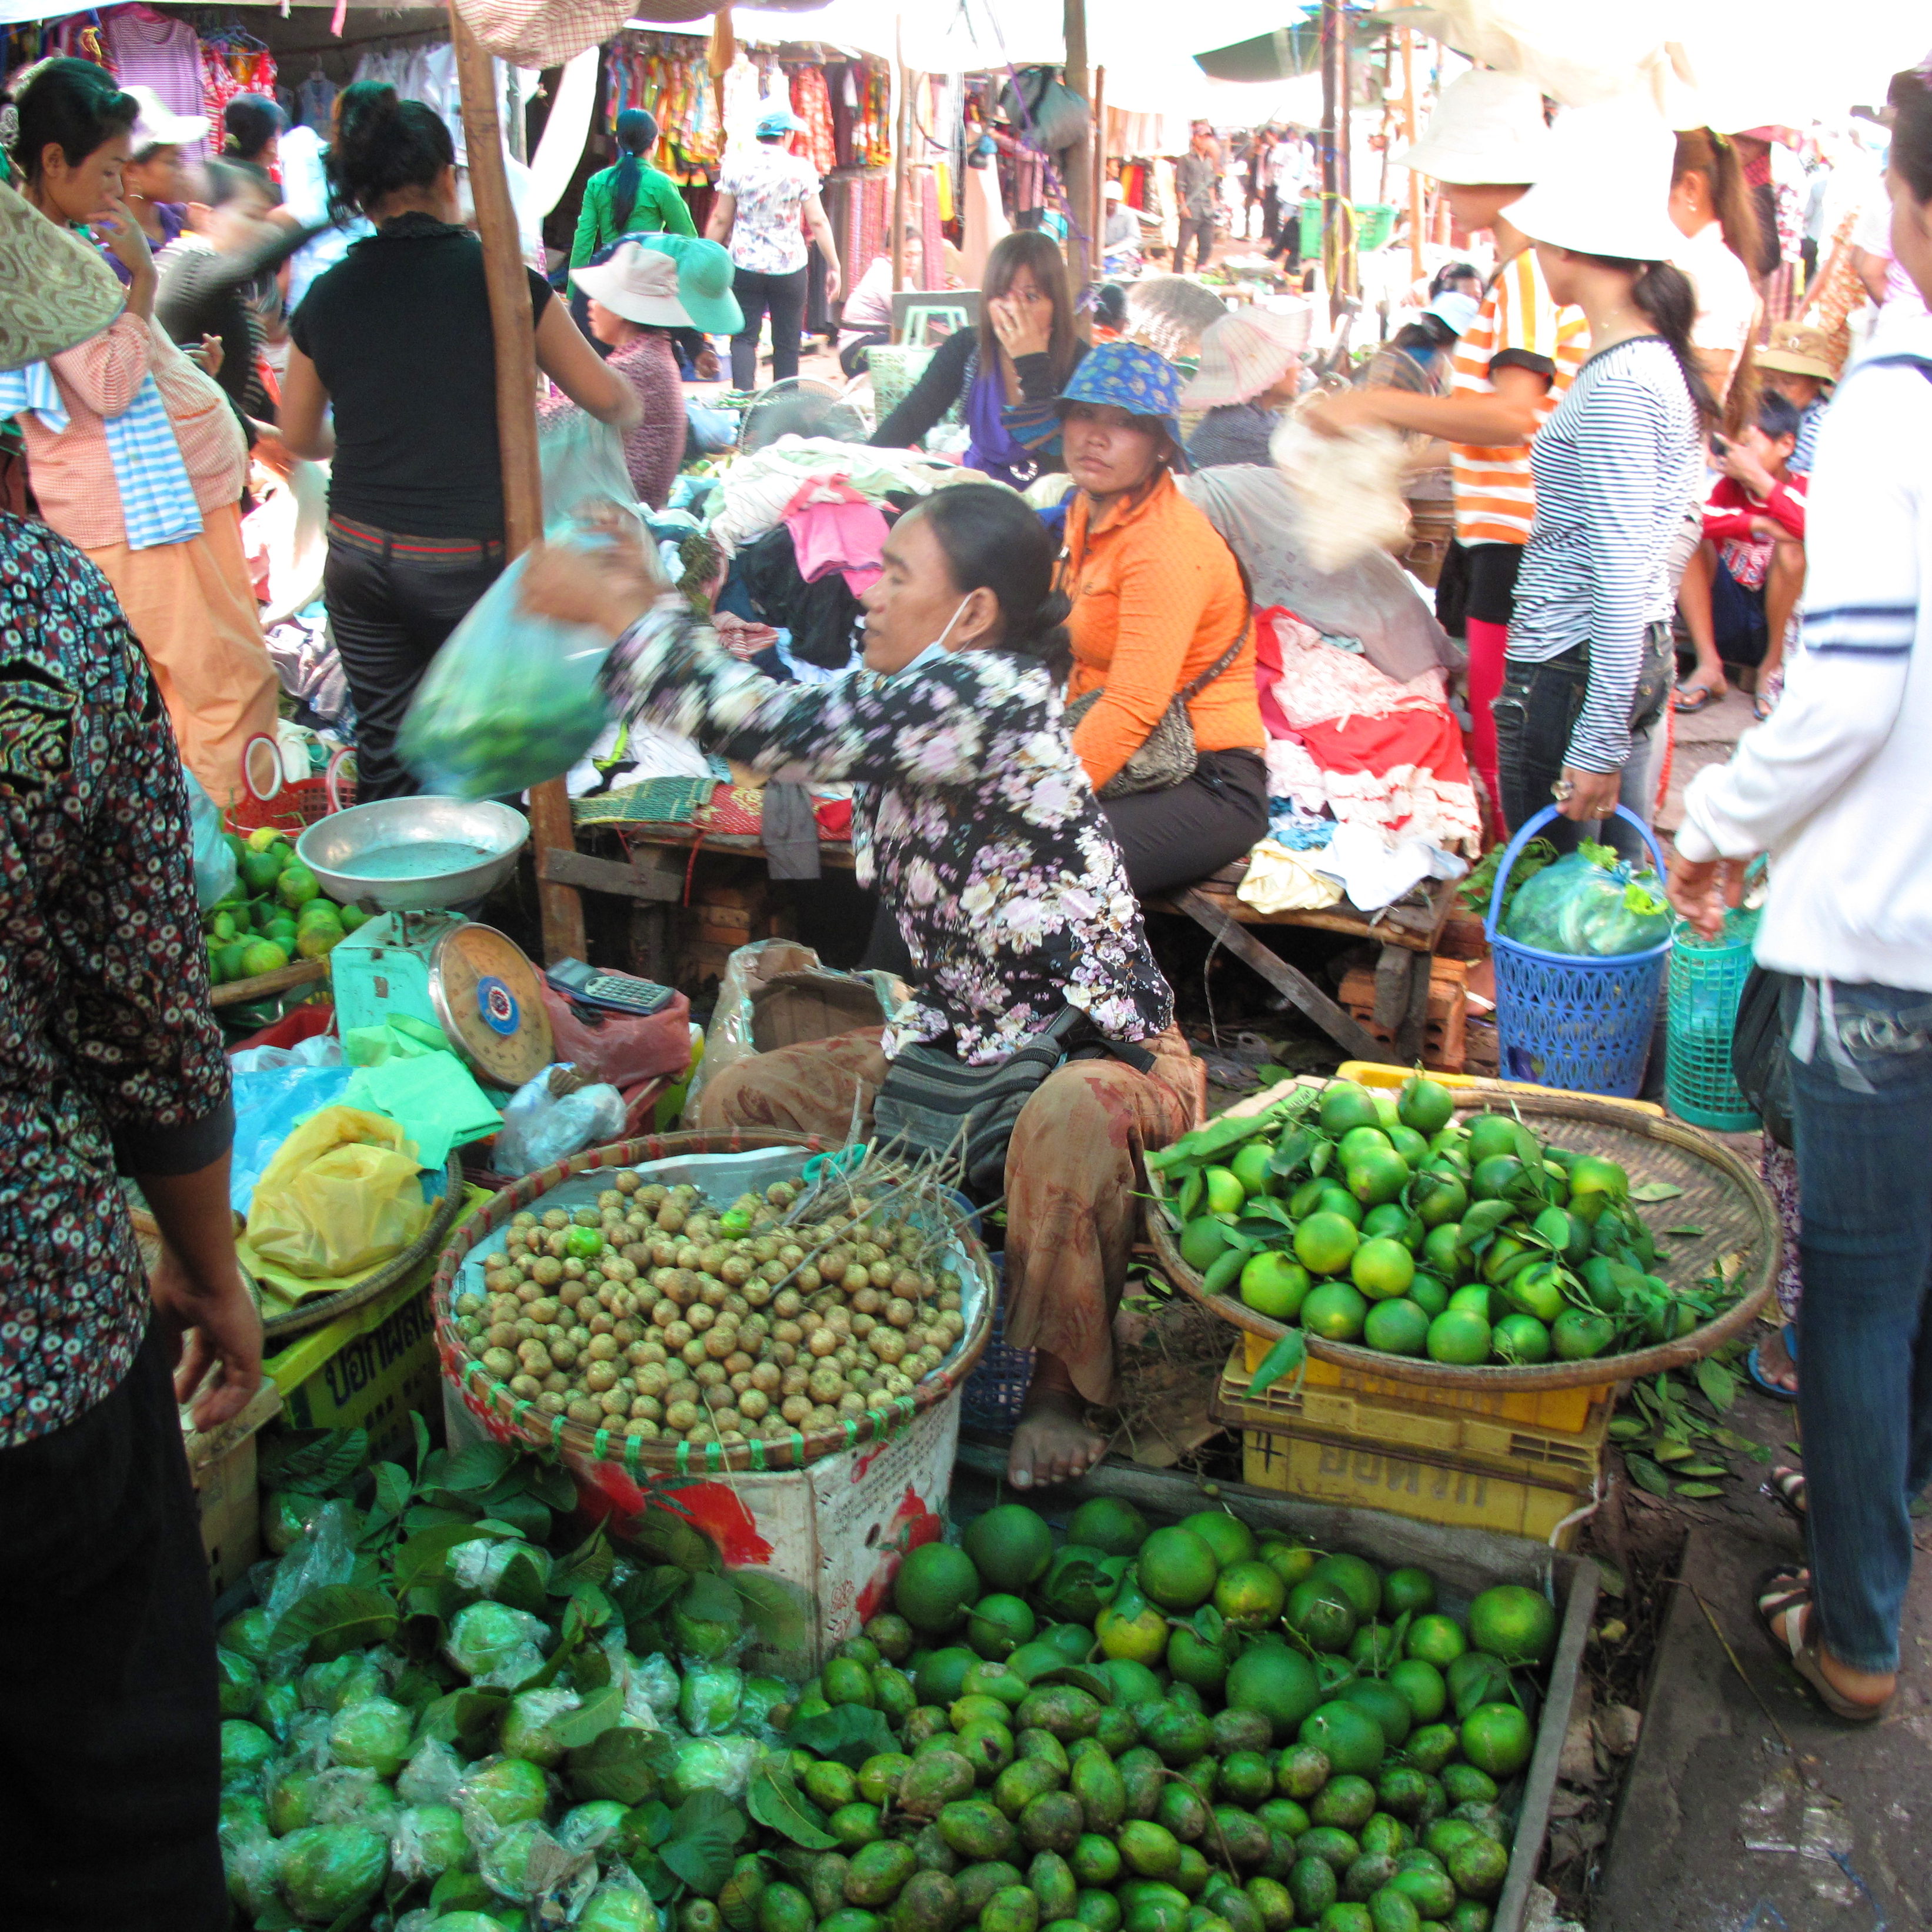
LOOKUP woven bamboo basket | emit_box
[1147,1085,1779,1392]
[432,1128,996,1477]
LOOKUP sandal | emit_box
[1746,1323,1798,1402]
[1673,682,1723,714]
[1755,1566,1891,1723]
[1766,1464,1807,1523]
[1752,691,1776,722]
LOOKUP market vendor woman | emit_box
[519,485,1205,1489]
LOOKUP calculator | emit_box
[545,958,676,1017]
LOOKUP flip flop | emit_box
[1752,692,1776,722]
[1673,683,1722,714]
[1746,1323,1798,1402]
[1755,1566,1890,1723]
[1766,1465,1807,1523]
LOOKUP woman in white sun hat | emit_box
[1179,303,1309,469]
[1306,68,1583,822]
[1491,98,1713,854]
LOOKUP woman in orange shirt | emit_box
[1055,342,1266,893]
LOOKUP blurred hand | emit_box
[1556,766,1620,823]
[1302,387,1389,439]
[92,192,154,280]
[184,332,224,378]
[823,263,842,302]
[1667,850,1751,939]
[695,348,722,381]
[151,1244,263,1431]
[1718,442,1776,497]
[517,509,662,638]
[987,292,1052,361]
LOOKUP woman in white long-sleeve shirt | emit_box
[1667,72,1932,1728]
[1486,105,1711,853]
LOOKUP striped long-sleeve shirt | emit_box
[1506,336,1703,773]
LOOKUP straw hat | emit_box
[0,178,126,372]
[1179,306,1310,409]
[574,233,743,336]
[1757,320,1843,383]
[1505,97,1681,265]
[1400,71,1550,187]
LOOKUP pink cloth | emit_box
[782,476,888,596]
[104,8,207,159]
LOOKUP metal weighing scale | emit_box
[296,798,554,1092]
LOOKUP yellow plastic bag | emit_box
[244,1106,432,1279]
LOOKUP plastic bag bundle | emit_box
[185,767,238,907]
[243,1106,430,1279]
[578,1866,662,1932]
[540,411,638,522]
[1501,846,1673,957]
[443,1600,549,1689]
[1271,413,1413,572]
[399,526,620,800]
[452,1536,555,1603]
[265,1499,358,1620]
[390,1801,473,1882]
[493,1064,628,1176]
[396,1737,466,1808]
[677,1662,745,1737]
[306,1763,400,1831]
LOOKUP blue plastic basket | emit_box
[1486,805,1672,1099]
[962,1256,1034,1437]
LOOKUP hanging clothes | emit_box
[789,65,836,176]
[103,9,203,144]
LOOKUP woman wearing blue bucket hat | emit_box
[1055,339,1268,895]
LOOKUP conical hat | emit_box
[0,178,125,372]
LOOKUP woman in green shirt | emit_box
[570,109,693,275]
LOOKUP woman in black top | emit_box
[279,83,636,799]
[869,230,1085,487]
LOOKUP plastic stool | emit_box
[897,302,972,346]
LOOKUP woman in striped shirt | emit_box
[1489,104,1713,852]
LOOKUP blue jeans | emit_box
[1788,979,1932,1673]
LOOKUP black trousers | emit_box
[1101,748,1271,899]
[730,265,809,391]
[1,1324,225,1931]
[1176,215,1217,275]
[324,515,506,801]
[839,328,891,379]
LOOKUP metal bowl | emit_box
[296,797,529,912]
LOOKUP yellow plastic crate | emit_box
[1334,1059,1665,1117]
[1240,1329,1612,1434]
[1219,1344,1610,1549]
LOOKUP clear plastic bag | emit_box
[680,939,823,1125]
[678,1663,744,1737]
[265,1499,358,1621]
[541,409,639,522]
[185,768,239,907]
[493,1064,628,1176]
[396,1737,467,1808]
[1501,846,1673,958]
[243,1106,431,1278]
[399,528,617,800]
[443,1600,549,1689]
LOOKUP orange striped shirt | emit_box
[1449,249,1589,546]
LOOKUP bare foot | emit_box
[1757,1326,1798,1397]
[1007,1361,1106,1491]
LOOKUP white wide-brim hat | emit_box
[573,239,698,330]
[125,84,208,151]
[1506,97,1682,264]
[1400,70,1549,186]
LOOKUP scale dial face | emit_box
[428,922,554,1088]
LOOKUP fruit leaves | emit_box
[1247,1330,1306,1400]
[550,1686,625,1750]
[748,1764,840,1850]
[662,1792,749,1896]
[787,1703,897,1766]
[1629,1181,1686,1202]
[1624,1454,1676,1499]
[271,1584,398,1663]
[416,1686,509,1757]
[565,1725,673,1804]
[1695,1360,1737,1413]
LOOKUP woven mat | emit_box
[572,776,715,829]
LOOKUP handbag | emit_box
[1731,965,1795,1149]
[1064,621,1250,799]
[874,1007,1153,1199]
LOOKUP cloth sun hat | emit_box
[0,177,126,372]
[577,233,743,335]
[125,84,209,151]
[1423,290,1480,336]
[755,105,804,137]
[1757,320,1843,382]
[1400,70,1549,186]
[1179,305,1310,409]
[1104,179,1124,199]
[1505,97,1681,265]
[1057,339,1190,471]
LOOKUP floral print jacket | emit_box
[605,605,1174,1062]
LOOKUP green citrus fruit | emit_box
[964,1505,1055,1593]
[1230,1142,1279,1198]
[1288,1176,1331,1218]
[1470,1156,1525,1202]
[1137,1527,1220,1611]
[1257,1540,1319,1590]
[1180,1217,1239,1272]
[1397,1075,1456,1136]
[894,1543,982,1632]
[1362,1300,1429,1357]
[1351,1238,1416,1300]
[1294,1214,1361,1277]
[1412,1171,1467,1229]
[1096,1588,1170,1664]
[913,1646,978,1703]
[1223,1643,1321,1740]
[1286,1580,1357,1654]
[966,1593,1037,1660]
[1203,1167,1246,1215]
[1347,1621,1400,1673]
[1240,1252,1312,1322]
[1387,1660,1446,1726]
[1449,1284,1497,1319]
[239,940,289,977]
[1067,1496,1149,1557]
[1100,1658,1164,1707]
[1319,1082,1382,1137]
[1214,1559,1288,1629]
[1346,1148,1410,1208]
[1460,1703,1533,1780]
[1314,1187,1366,1227]
[1492,1312,1551,1364]
[1296,1700,1384,1777]
[1447,1830,1510,1902]
[1426,1307,1490,1366]
[1500,1264,1565,1325]
[1567,1154,1629,1203]
[1467,1585,1556,1667]
[1380,1567,1436,1617]
[1407,1273,1449,1317]
[1420,1224,1465,1282]
[1307,1555,1380,1622]
[1551,1307,1614,1360]
[1337,1126,1393,1166]
[1164,1624,1230,1694]
[1301,1282,1367,1343]
[1339,1676,1412,1749]
[1182,1511,1258,1568]
[1463,1116,1522,1165]
[1361,1203,1413,1242]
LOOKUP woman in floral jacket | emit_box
[519,485,1204,1489]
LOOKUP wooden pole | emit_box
[1091,64,1105,273]
[1061,0,1093,286]
[450,1,585,965]
[1402,28,1423,286]
[1320,0,1341,322]
[891,17,909,293]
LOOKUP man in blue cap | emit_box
[706,104,842,391]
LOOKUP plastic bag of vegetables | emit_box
[443,1601,549,1690]
[1502,843,1673,957]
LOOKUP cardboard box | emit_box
[185,1381,282,1593]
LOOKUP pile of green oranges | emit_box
[1164,1077,1699,1370]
